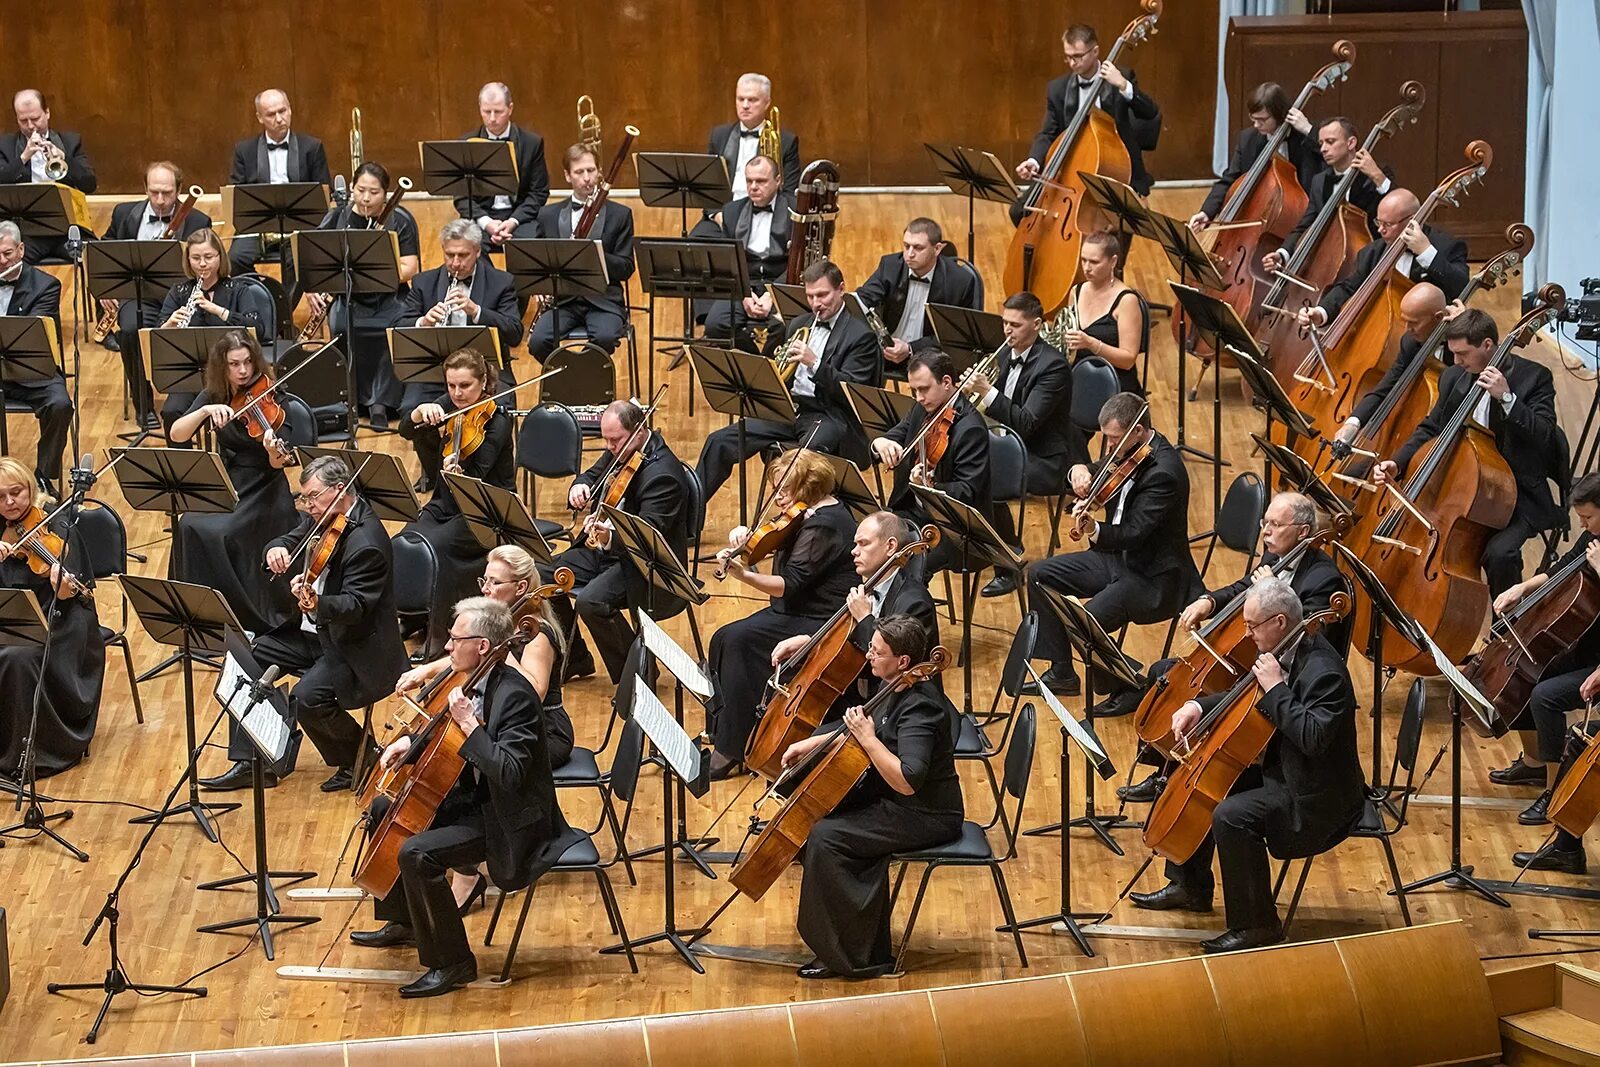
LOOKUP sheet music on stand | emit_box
[216,652,291,765]
[637,610,712,701]
[631,683,703,784]
[1025,664,1114,779]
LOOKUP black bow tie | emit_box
[739,128,761,138]
[266,141,289,151]
[570,200,586,210]
[752,204,773,214]
[910,274,932,285]
[148,214,172,225]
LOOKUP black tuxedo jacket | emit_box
[849,568,940,654]
[1350,333,1432,428]
[534,198,636,313]
[0,130,95,193]
[399,261,524,356]
[708,122,803,195]
[716,192,796,288]
[454,123,550,227]
[575,430,693,565]
[1395,353,1567,531]
[987,338,1072,490]
[854,253,980,345]
[1029,71,1160,195]
[103,200,213,241]
[1281,164,1395,257]
[263,499,408,708]
[1201,125,1325,220]
[2,263,63,337]
[228,132,331,187]
[884,399,992,518]
[1090,431,1200,587]
[1318,225,1470,319]
[784,308,880,446]
[1207,544,1350,652]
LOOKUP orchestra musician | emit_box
[695,260,880,503]
[708,72,802,198]
[0,90,96,263]
[351,597,572,999]
[854,218,981,377]
[1062,232,1148,395]
[527,143,636,366]
[1263,117,1392,271]
[0,457,104,779]
[0,222,73,495]
[398,348,515,659]
[784,614,962,980]
[457,82,550,252]
[309,161,421,431]
[226,89,330,286]
[1190,83,1322,232]
[1025,393,1201,701]
[871,350,992,576]
[1333,283,1449,448]
[1372,307,1568,596]
[706,449,857,779]
[100,161,214,428]
[1296,189,1470,329]
[200,455,407,793]
[700,155,794,352]
[547,400,692,684]
[165,330,298,636]
[1130,578,1366,954]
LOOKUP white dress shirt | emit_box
[894,270,934,343]
[732,125,761,198]
[137,203,173,241]
[265,135,290,184]
[792,312,836,399]
[0,264,21,315]
[746,204,775,255]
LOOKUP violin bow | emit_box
[898,338,1008,462]
[6,450,128,551]
[228,344,336,424]
[434,365,567,428]
[1080,398,1151,502]
[583,383,670,502]
[270,454,375,578]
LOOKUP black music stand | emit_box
[843,381,917,496]
[635,152,730,238]
[296,445,419,523]
[419,140,520,223]
[1250,433,1354,531]
[196,632,318,959]
[294,228,402,439]
[925,143,1019,263]
[1228,341,1324,477]
[142,326,235,400]
[687,342,795,528]
[769,282,810,323]
[635,238,748,395]
[0,315,61,460]
[927,303,1006,375]
[440,471,554,563]
[503,238,610,304]
[388,325,503,387]
[225,182,328,296]
[85,240,186,431]
[0,182,88,244]
[773,443,882,520]
[120,575,246,841]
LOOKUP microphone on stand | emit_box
[332,174,348,208]
[66,224,82,261]
[247,664,283,706]
[69,452,94,492]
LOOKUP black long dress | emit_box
[707,501,857,761]
[530,617,573,770]
[171,392,298,635]
[316,202,420,411]
[0,532,107,778]
[1071,285,1146,397]
[796,679,964,977]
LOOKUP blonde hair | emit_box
[0,457,46,509]
[768,448,836,505]
[485,545,565,657]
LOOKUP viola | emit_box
[4,505,88,599]
[230,374,293,463]
[715,501,806,582]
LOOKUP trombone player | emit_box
[707,73,801,198]
[0,90,96,263]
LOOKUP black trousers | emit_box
[707,606,825,759]
[1483,514,1543,597]
[335,305,404,411]
[528,302,625,363]
[399,382,449,484]
[541,543,685,684]
[694,405,844,503]
[238,623,367,769]
[371,792,484,970]
[1528,659,1592,763]
[160,391,197,446]
[1163,765,1286,930]
[1026,550,1192,687]
[2,375,73,483]
[114,299,162,420]
[702,298,776,355]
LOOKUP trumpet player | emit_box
[0,90,95,263]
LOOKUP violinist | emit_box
[855,218,981,375]
[351,597,573,999]
[156,228,265,443]
[1190,83,1322,233]
[1373,308,1567,596]
[695,260,881,503]
[1333,283,1448,448]
[398,347,515,658]
[870,350,991,576]
[1131,578,1365,953]
[1264,117,1392,270]
[1062,232,1147,396]
[200,456,407,793]
[785,614,962,980]
[0,222,72,495]
[0,458,104,779]
[546,400,692,683]
[706,449,857,779]
[166,330,299,635]
[1025,393,1200,700]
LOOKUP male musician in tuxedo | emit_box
[1131,578,1366,953]
[1333,283,1448,449]
[548,400,692,683]
[397,219,522,482]
[855,218,981,378]
[100,161,214,427]
[959,291,1071,597]
[1264,117,1392,269]
[871,350,992,576]
[1374,307,1567,596]
[695,259,880,502]
[1190,82,1322,232]
[351,596,574,998]
[227,89,331,284]
[200,455,408,793]
[456,82,550,252]
[708,72,802,199]
[0,90,95,263]
[527,143,635,365]
[1297,189,1470,328]
[1025,392,1201,698]
[700,155,794,350]
[1012,23,1160,224]
[0,222,72,494]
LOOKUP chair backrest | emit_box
[231,273,278,343]
[1001,612,1040,698]
[955,257,985,309]
[244,272,296,340]
[388,531,438,617]
[999,703,1038,856]
[1217,471,1267,556]
[275,341,348,406]
[609,718,645,805]
[681,462,706,546]
[1397,678,1426,777]
[74,500,127,580]
[988,428,1025,503]
[542,345,616,410]
[517,403,583,477]
[279,392,318,449]
[1070,356,1120,434]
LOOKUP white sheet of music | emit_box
[637,611,713,700]
[1028,664,1110,765]
[631,681,701,782]
[217,654,290,763]
[1418,630,1498,733]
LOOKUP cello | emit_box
[1002,0,1162,313]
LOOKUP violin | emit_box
[570,386,666,546]
[442,402,493,469]
[4,505,88,599]
[1070,432,1152,542]
[298,511,347,615]
[230,374,293,463]
[916,407,957,486]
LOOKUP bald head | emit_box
[253,89,292,139]
[1400,282,1447,341]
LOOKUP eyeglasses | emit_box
[1259,518,1306,530]
[445,633,488,646]
[1242,613,1283,635]
[292,485,336,505]
[478,575,513,591]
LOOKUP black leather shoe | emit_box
[562,652,597,683]
[1199,925,1284,954]
[368,405,390,432]
[1490,756,1547,786]
[1117,772,1166,804]
[320,767,353,793]
[1090,688,1144,719]
[199,762,272,792]
[350,921,417,948]
[398,958,478,998]
[1513,846,1587,874]
[412,475,434,495]
[981,571,1018,598]
[1129,882,1213,913]
[797,959,839,980]
[1519,789,1552,826]
[1021,666,1080,698]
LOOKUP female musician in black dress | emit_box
[1061,231,1148,396]
[398,347,514,657]
[707,449,857,779]
[0,458,106,777]
[156,228,265,440]
[782,614,962,980]
[166,330,298,635]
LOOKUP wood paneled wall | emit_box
[10,0,1218,194]
[1226,11,1527,257]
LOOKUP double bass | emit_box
[1002,0,1162,314]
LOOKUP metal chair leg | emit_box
[498,883,538,983]
[1281,858,1314,939]
[893,865,938,974]
[1379,836,1412,926]
[991,864,1028,967]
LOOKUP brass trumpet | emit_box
[32,133,67,181]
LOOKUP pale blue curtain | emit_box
[1522,0,1556,288]
[1214,2,1295,176]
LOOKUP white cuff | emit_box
[981,386,999,408]
[1415,244,1437,268]
[1374,176,1392,194]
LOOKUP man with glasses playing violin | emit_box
[200,455,407,793]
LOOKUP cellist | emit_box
[1189,83,1322,233]
[1132,578,1365,953]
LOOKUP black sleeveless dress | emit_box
[1071,285,1146,396]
